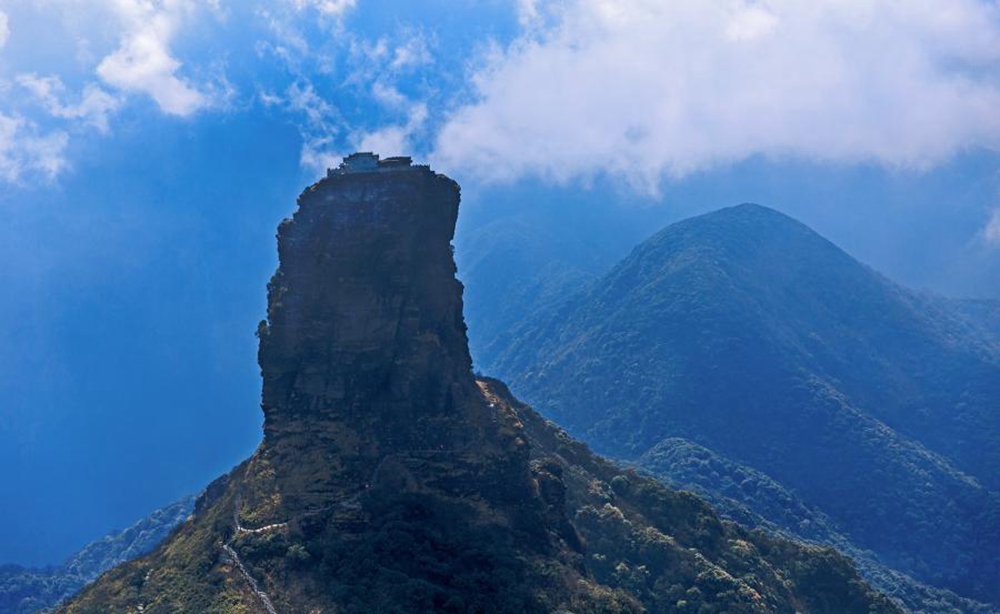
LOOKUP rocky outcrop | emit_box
[57,155,901,614]
[257,154,528,512]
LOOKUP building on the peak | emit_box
[328,152,420,176]
[336,152,379,173]
[379,155,413,168]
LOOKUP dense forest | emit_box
[472,204,1000,613]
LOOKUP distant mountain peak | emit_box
[654,202,830,250]
[716,201,786,215]
[484,203,1000,610]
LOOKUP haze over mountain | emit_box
[478,204,1000,612]
[58,158,900,614]
[0,496,194,614]
[3,0,1000,571]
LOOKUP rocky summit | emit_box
[257,153,528,514]
[59,154,900,614]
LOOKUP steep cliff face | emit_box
[257,156,527,513]
[58,156,900,614]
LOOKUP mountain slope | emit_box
[458,215,607,365]
[484,204,1000,608]
[58,159,897,614]
[954,299,1000,345]
[640,439,996,614]
[0,496,194,614]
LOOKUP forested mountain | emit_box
[640,439,996,614]
[954,299,1000,345]
[0,496,194,614]
[458,215,606,364]
[479,204,1000,612]
[58,159,898,614]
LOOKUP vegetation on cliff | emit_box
[0,497,194,614]
[61,381,900,614]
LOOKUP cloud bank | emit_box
[293,0,357,18]
[96,0,215,117]
[433,0,1000,189]
[0,0,229,185]
[17,74,121,133]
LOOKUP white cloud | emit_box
[516,0,541,27]
[344,30,434,87]
[724,5,778,42]
[433,0,1000,190]
[284,81,337,126]
[281,77,429,173]
[332,28,434,160]
[984,208,1000,246]
[300,135,340,175]
[262,81,343,175]
[255,9,311,70]
[371,81,407,109]
[293,0,357,18]
[0,0,224,184]
[96,0,211,116]
[264,21,432,175]
[354,102,427,157]
[0,113,69,184]
[16,74,121,133]
[0,10,10,49]
[389,33,432,70]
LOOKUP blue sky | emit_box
[0,0,998,565]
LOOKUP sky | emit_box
[0,0,999,566]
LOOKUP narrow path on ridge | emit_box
[222,493,363,614]
[223,497,281,614]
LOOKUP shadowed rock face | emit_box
[257,157,527,510]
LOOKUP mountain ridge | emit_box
[0,496,195,614]
[640,438,997,614]
[481,202,1000,610]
